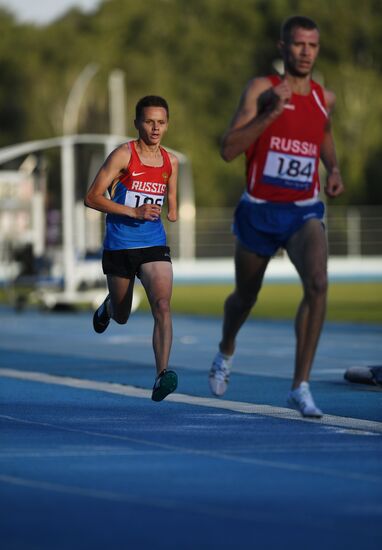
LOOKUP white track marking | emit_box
[0,474,179,509]
[0,474,351,526]
[1,414,381,484]
[0,367,381,435]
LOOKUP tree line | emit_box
[0,0,381,205]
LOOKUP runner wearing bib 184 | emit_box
[209,16,345,418]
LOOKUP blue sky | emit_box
[0,0,101,24]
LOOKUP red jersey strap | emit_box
[159,146,172,176]
[128,141,172,176]
[309,80,328,117]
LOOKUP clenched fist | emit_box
[258,80,292,119]
[135,203,161,221]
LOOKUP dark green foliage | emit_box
[0,0,381,205]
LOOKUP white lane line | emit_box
[0,449,175,458]
[2,414,381,483]
[0,474,178,509]
[0,474,344,526]
[1,367,381,434]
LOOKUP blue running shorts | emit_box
[233,199,325,257]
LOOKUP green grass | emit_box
[138,282,382,323]
[2,281,381,323]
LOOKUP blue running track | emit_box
[0,307,381,550]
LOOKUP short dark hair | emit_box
[135,95,169,121]
[281,15,319,43]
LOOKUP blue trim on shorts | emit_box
[233,200,325,256]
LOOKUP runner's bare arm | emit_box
[221,77,292,162]
[320,90,345,198]
[167,153,178,222]
[84,144,161,221]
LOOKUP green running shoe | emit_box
[151,369,178,402]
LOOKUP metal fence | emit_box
[166,205,382,259]
[325,206,382,256]
[1,205,381,290]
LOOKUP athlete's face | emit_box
[135,106,169,145]
[281,27,320,77]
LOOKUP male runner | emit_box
[85,95,178,402]
[209,16,344,417]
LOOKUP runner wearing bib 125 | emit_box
[104,140,173,250]
[85,95,179,403]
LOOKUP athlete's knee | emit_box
[152,297,171,319]
[304,272,328,299]
[227,288,258,313]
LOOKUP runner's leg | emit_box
[286,219,328,388]
[107,275,135,324]
[139,261,173,375]
[220,241,270,356]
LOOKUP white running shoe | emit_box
[287,382,323,418]
[209,352,232,397]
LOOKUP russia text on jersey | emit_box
[130,181,167,194]
[270,136,318,157]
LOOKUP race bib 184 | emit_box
[263,151,315,190]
